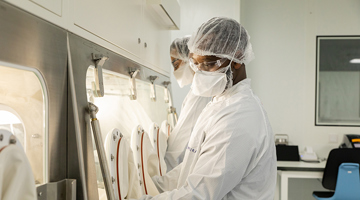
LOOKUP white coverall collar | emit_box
[213,78,251,103]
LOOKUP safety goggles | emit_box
[171,58,181,70]
[189,57,228,72]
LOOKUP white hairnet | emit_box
[170,36,191,61]
[187,17,254,65]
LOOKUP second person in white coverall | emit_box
[138,17,277,200]
[166,36,211,171]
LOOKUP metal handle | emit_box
[92,54,109,97]
[149,76,158,102]
[163,87,169,103]
[162,81,177,126]
[163,81,171,103]
[168,106,178,124]
[129,69,140,100]
[163,81,171,88]
[87,103,115,200]
[168,107,178,127]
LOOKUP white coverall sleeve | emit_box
[0,145,37,200]
[165,90,210,170]
[138,117,258,200]
[151,163,183,193]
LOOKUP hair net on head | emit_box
[170,36,191,61]
[187,17,254,65]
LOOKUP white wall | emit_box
[241,0,360,158]
[241,1,360,199]
[170,0,240,113]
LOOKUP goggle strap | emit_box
[217,60,221,67]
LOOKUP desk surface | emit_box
[277,161,326,171]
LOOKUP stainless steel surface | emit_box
[163,81,171,88]
[0,0,67,183]
[88,103,115,200]
[36,179,77,200]
[150,76,159,82]
[88,103,99,118]
[67,36,89,200]
[129,69,140,100]
[92,54,109,97]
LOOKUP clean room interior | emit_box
[1,0,360,199]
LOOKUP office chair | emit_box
[312,148,360,200]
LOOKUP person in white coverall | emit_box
[139,17,277,200]
[166,36,211,171]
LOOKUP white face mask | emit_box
[191,65,230,97]
[173,62,194,88]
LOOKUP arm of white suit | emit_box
[138,119,257,200]
[165,90,210,170]
[151,162,183,193]
[0,145,37,200]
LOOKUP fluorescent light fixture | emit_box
[350,59,360,64]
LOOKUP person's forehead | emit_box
[190,53,220,61]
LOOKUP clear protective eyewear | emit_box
[172,58,180,65]
[189,57,228,72]
[171,58,181,70]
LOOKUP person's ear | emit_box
[232,62,243,70]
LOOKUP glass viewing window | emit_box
[316,36,360,126]
[0,63,48,184]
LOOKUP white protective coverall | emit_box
[165,88,210,171]
[0,145,36,200]
[138,79,277,200]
